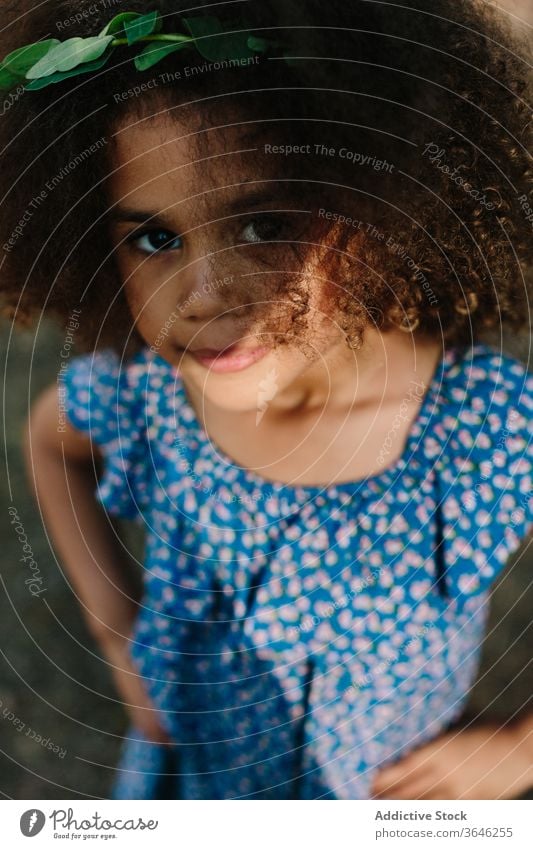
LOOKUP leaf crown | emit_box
[0,11,282,92]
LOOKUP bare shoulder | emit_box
[25,381,99,462]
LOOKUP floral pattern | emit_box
[62,343,532,799]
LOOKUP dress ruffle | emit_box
[63,349,154,519]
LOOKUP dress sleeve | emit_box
[436,353,532,599]
[61,349,150,520]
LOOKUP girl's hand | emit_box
[371,721,533,800]
[103,637,171,744]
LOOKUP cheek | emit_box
[123,273,169,318]
[122,278,177,351]
[123,283,152,334]
[122,279,141,319]
[115,246,171,307]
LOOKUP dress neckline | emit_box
[147,345,462,501]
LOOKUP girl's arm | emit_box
[25,382,138,646]
[372,714,533,799]
[24,382,169,743]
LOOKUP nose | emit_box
[176,260,254,325]
[176,264,230,322]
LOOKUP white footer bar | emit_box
[1,799,531,848]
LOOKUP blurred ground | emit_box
[0,320,531,799]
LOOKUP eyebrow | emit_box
[109,207,173,226]
[109,185,293,226]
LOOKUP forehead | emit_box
[108,112,288,212]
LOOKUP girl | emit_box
[2,0,532,799]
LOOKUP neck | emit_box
[264,328,441,415]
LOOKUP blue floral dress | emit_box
[62,343,532,799]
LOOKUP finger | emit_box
[372,743,443,792]
[373,760,426,792]
[374,775,442,801]
[373,762,433,796]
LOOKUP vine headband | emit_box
[0,10,284,92]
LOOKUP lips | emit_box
[189,345,237,358]
[183,342,270,373]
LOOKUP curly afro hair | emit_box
[0,0,531,353]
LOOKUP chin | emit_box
[197,375,277,414]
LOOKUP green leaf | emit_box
[205,32,255,62]
[134,39,191,71]
[183,15,223,59]
[24,51,112,90]
[26,36,113,79]
[2,39,60,75]
[184,17,255,62]
[183,16,224,40]
[0,39,62,90]
[0,65,23,90]
[246,36,270,53]
[124,10,162,45]
[100,12,142,37]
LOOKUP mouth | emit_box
[177,341,271,373]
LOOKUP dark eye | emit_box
[129,228,183,255]
[238,215,294,244]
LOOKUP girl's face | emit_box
[108,113,354,413]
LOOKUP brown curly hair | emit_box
[0,0,531,353]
